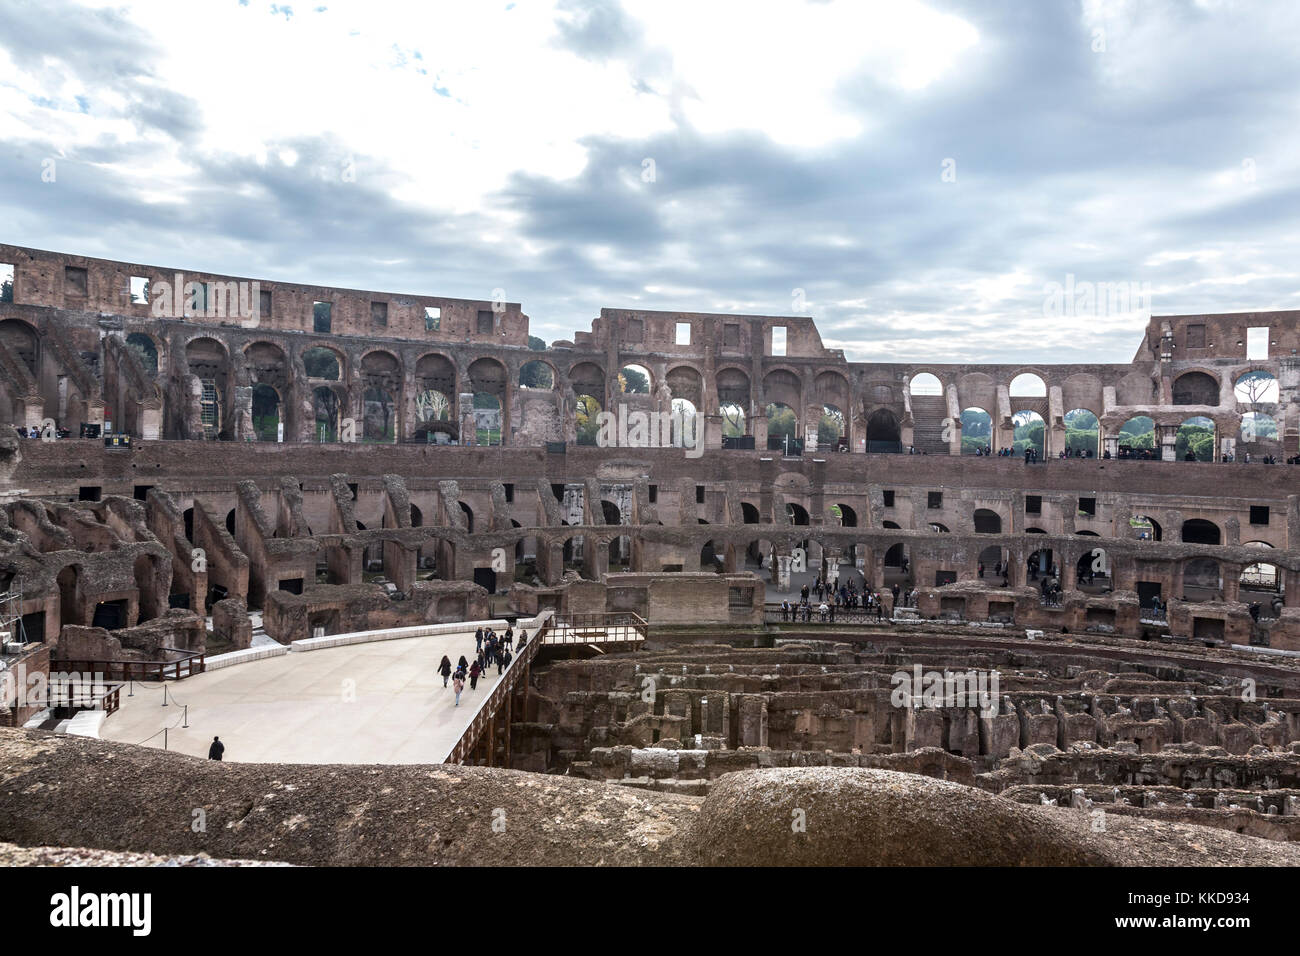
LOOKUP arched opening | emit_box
[617,364,651,394]
[125,333,159,377]
[519,360,554,389]
[0,319,39,375]
[1009,373,1046,397]
[312,386,341,442]
[765,402,797,439]
[720,402,747,438]
[1176,416,1214,461]
[883,543,913,590]
[360,350,401,443]
[700,539,727,573]
[671,397,699,449]
[473,392,503,446]
[909,373,942,396]
[1172,371,1219,406]
[929,523,950,533]
[414,389,455,443]
[741,502,760,524]
[303,347,342,381]
[1064,408,1099,457]
[1013,410,1045,458]
[865,408,901,452]
[834,503,857,527]
[717,368,751,438]
[410,504,423,528]
[575,394,602,445]
[458,501,474,534]
[1131,514,1162,541]
[818,404,845,451]
[1235,370,1279,404]
[977,545,1006,578]
[225,509,235,536]
[363,387,397,442]
[1241,558,1283,617]
[973,509,1001,534]
[1181,518,1220,545]
[1240,412,1278,447]
[251,384,281,442]
[786,502,810,526]
[1027,548,1055,580]
[960,407,992,455]
[186,337,228,440]
[1076,547,1110,592]
[1117,415,1156,457]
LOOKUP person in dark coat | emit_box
[469,659,482,690]
[208,736,225,761]
[457,655,469,671]
[438,655,452,687]
[475,628,484,652]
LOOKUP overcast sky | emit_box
[2,0,1298,363]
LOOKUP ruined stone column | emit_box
[774,552,792,591]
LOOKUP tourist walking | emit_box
[453,673,465,706]
[208,736,225,761]
[438,655,452,687]
[469,659,482,690]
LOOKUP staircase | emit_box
[910,395,950,455]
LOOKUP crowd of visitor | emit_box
[437,624,529,707]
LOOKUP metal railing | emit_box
[764,603,889,625]
[444,620,548,765]
[51,649,205,682]
[548,612,648,644]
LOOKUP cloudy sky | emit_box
[2,0,1299,362]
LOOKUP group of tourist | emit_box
[12,424,70,439]
[437,624,529,706]
[780,579,922,622]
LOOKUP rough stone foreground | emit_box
[4,728,1300,866]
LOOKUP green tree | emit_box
[766,403,796,438]
[528,335,547,351]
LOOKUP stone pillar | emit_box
[823,547,842,586]
[775,552,792,591]
[1159,423,1178,461]
[459,391,476,446]
[738,695,768,748]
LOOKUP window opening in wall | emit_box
[771,326,787,356]
[477,310,494,335]
[1185,324,1206,348]
[1078,497,1096,516]
[129,276,148,304]
[676,322,691,346]
[696,485,706,504]
[648,484,658,503]
[260,290,272,317]
[313,301,332,333]
[65,266,88,295]
[425,306,441,331]
[1026,495,1042,514]
[1250,506,1269,525]
[79,486,101,502]
[503,483,514,503]
[724,324,740,348]
[1246,326,1269,359]
[371,301,388,327]
[882,490,895,507]
[0,263,13,303]
[928,491,943,509]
